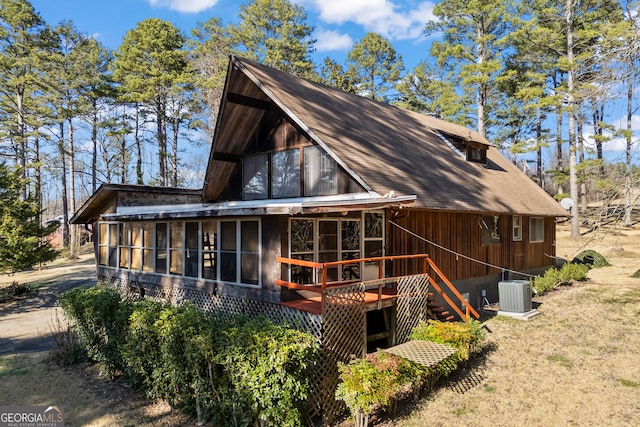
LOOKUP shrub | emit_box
[531,262,589,296]
[213,316,320,427]
[409,319,485,366]
[560,262,588,282]
[59,287,319,427]
[572,250,610,268]
[336,352,423,427]
[631,269,640,279]
[58,286,133,377]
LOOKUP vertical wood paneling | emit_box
[388,210,557,281]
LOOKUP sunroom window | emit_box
[96,219,260,288]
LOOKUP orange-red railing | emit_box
[275,254,480,322]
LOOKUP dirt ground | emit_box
[1,223,639,426]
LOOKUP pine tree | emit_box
[0,163,57,273]
[230,0,316,78]
[346,32,404,102]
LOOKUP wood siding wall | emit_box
[387,210,556,281]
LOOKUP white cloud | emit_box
[148,0,218,13]
[315,29,353,51]
[300,0,436,40]
[583,114,640,152]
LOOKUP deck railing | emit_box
[276,254,480,322]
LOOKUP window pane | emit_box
[319,221,337,251]
[220,252,236,282]
[98,246,108,266]
[480,216,501,245]
[142,223,153,247]
[241,221,259,252]
[291,254,314,284]
[131,248,141,270]
[202,251,216,279]
[291,219,314,253]
[155,223,168,273]
[170,249,183,275]
[170,222,183,249]
[108,247,117,267]
[185,222,198,249]
[304,145,338,196]
[220,221,236,251]
[142,249,154,272]
[98,223,108,245]
[119,248,129,269]
[364,212,383,238]
[243,154,269,200]
[202,221,217,280]
[131,225,141,246]
[119,223,129,245]
[271,149,300,198]
[365,241,383,258]
[530,217,544,242]
[241,253,259,284]
[109,224,118,246]
[342,221,360,251]
[185,222,199,277]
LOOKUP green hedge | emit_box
[58,287,319,426]
[531,262,589,296]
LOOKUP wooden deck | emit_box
[281,288,398,315]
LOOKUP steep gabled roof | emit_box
[205,56,567,217]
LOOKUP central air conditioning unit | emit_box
[498,280,532,313]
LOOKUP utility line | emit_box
[389,220,537,279]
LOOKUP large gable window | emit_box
[304,145,338,196]
[272,149,300,198]
[242,146,342,200]
[243,154,269,200]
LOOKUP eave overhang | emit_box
[99,193,416,221]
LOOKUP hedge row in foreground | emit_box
[59,286,319,427]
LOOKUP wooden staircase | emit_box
[426,292,455,322]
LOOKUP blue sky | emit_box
[27,0,640,162]
[29,0,436,70]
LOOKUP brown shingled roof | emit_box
[205,56,567,217]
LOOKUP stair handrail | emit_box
[426,256,480,322]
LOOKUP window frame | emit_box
[96,219,261,288]
[529,217,544,243]
[512,215,522,242]
[288,211,385,284]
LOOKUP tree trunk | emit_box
[536,107,544,189]
[92,99,98,193]
[68,118,79,259]
[476,22,486,137]
[577,112,587,215]
[59,122,70,249]
[157,96,167,186]
[566,0,580,238]
[172,117,179,187]
[625,71,633,226]
[135,104,144,185]
[16,89,28,200]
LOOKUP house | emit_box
[71,55,567,421]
